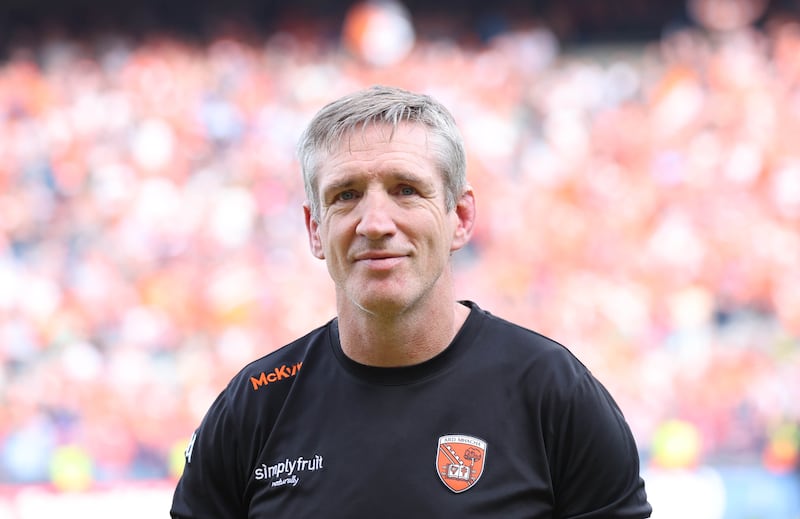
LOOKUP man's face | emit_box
[304,122,474,317]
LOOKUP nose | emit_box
[355,190,397,239]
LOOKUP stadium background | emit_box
[1,0,799,517]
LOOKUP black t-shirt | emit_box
[171,302,651,518]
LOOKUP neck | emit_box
[337,298,469,367]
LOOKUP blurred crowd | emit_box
[0,1,799,487]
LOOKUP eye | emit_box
[335,190,357,202]
[398,185,417,196]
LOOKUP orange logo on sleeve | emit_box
[436,434,487,493]
[249,362,303,390]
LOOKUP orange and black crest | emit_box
[436,434,487,493]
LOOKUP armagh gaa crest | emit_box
[436,434,487,493]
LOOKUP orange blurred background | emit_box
[0,1,798,517]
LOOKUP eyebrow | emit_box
[321,178,356,194]
[391,171,429,186]
[321,171,430,195]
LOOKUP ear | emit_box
[304,203,325,259]
[450,187,476,253]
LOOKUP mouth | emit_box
[353,252,407,269]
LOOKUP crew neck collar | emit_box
[328,301,483,386]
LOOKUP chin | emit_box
[351,292,416,317]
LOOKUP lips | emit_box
[353,251,407,269]
[354,252,403,261]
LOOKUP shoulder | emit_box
[222,320,333,405]
[183,320,335,465]
[191,319,334,438]
[465,301,590,383]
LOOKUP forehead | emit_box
[333,121,431,154]
[318,122,439,182]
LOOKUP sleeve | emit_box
[549,371,652,519]
[170,388,247,519]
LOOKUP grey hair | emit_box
[297,85,467,221]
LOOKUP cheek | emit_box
[320,222,349,258]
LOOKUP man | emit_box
[171,85,652,518]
